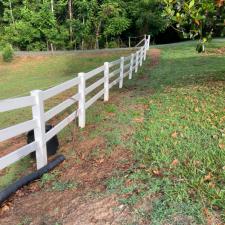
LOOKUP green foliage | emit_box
[40,172,57,187]
[0,0,132,50]
[0,0,169,50]
[107,41,118,48]
[163,0,225,51]
[132,0,167,36]
[2,43,14,62]
[0,156,32,190]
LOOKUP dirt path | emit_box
[0,49,161,225]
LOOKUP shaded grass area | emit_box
[105,40,225,224]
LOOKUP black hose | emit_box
[0,154,65,205]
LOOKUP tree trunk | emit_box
[8,0,15,24]
[50,0,54,52]
[51,0,54,13]
[50,43,54,52]
[95,22,101,49]
[68,0,73,45]
[105,36,108,48]
[81,16,85,50]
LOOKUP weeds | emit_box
[40,172,58,187]
[52,180,76,191]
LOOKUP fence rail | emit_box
[0,35,150,171]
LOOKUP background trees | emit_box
[0,0,224,51]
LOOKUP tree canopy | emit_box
[0,0,224,51]
[163,0,225,51]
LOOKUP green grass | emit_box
[105,39,225,224]
[0,157,33,190]
[0,51,131,99]
[0,50,131,128]
[0,50,132,189]
[1,40,225,223]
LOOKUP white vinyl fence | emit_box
[0,35,150,170]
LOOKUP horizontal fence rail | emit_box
[0,35,150,171]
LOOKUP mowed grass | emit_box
[0,51,132,99]
[0,50,131,128]
[105,40,225,224]
[0,50,132,189]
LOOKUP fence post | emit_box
[147,35,151,50]
[104,62,109,101]
[78,72,86,128]
[119,57,124,88]
[135,51,139,73]
[31,90,47,170]
[144,39,147,61]
[140,47,143,66]
[129,54,134,80]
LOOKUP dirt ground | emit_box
[0,49,160,225]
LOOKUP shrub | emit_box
[2,44,14,62]
[108,41,119,48]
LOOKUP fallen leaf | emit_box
[152,169,163,177]
[204,172,212,182]
[194,107,199,112]
[171,131,178,138]
[209,182,216,188]
[107,112,115,117]
[1,205,10,212]
[219,143,225,150]
[133,117,144,123]
[96,158,104,164]
[16,190,25,197]
[144,136,151,141]
[171,159,179,166]
[139,164,146,169]
[125,179,132,187]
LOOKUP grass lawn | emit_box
[0,50,132,190]
[0,40,225,224]
[0,50,132,128]
[106,40,225,224]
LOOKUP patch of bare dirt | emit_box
[138,48,160,81]
[205,47,225,56]
[0,55,49,70]
[0,136,27,158]
[148,48,161,67]
[0,145,132,224]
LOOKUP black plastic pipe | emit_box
[0,154,65,205]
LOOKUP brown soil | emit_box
[0,49,161,225]
[148,49,161,67]
[205,46,225,56]
[0,137,27,158]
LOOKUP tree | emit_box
[127,0,167,37]
[163,0,225,52]
[0,0,178,50]
[74,0,96,49]
[92,1,130,49]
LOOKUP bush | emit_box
[2,44,14,62]
[108,41,119,49]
